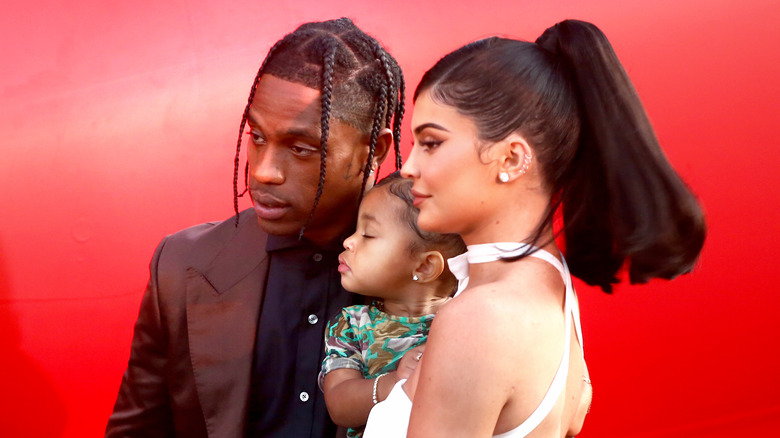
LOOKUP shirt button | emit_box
[308,314,319,325]
[299,391,310,402]
[312,253,323,262]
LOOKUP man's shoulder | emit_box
[156,209,267,269]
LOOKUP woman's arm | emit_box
[407,278,567,437]
[406,292,508,437]
[567,362,591,436]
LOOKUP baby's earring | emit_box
[412,274,419,281]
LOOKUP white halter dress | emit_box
[363,243,584,438]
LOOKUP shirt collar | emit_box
[265,229,353,253]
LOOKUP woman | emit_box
[363,19,705,437]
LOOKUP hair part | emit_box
[232,17,406,234]
[415,20,705,292]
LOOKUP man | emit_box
[106,18,405,438]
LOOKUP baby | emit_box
[319,173,465,437]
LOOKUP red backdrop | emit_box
[1,0,778,436]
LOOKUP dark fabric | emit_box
[245,234,355,437]
[106,209,269,438]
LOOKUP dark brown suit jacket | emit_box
[106,209,269,437]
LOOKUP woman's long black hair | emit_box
[414,20,705,292]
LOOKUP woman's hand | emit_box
[396,344,425,380]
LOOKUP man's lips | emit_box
[251,192,291,220]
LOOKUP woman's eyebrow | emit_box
[413,122,450,135]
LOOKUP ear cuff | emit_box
[499,153,533,182]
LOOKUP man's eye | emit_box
[246,129,265,145]
[291,144,317,157]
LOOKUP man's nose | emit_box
[250,146,284,185]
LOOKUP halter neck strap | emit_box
[448,242,548,296]
[448,242,584,438]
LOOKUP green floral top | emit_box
[319,303,434,438]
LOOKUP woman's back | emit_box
[489,254,588,437]
[401,246,588,437]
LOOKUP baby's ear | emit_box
[412,251,445,283]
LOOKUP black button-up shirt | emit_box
[246,233,356,437]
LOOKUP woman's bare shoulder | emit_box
[431,261,567,358]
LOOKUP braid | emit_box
[379,53,396,130]
[373,41,405,171]
[392,72,405,170]
[358,42,401,198]
[359,54,389,201]
[361,86,386,198]
[299,40,337,239]
[231,18,406,237]
[233,40,282,226]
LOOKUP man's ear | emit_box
[412,251,445,283]
[371,127,393,171]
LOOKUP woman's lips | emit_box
[410,189,429,207]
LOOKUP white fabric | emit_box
[364,379,411,438]
[364,242,584,438]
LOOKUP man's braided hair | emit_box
[233,18,405,232]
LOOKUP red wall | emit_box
[1,0,778,436]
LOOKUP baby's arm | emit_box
[321,307,425,427]
[322,368,399,427]
[322,345,424,427]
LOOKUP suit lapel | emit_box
[186,212,268,437]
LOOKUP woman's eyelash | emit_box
[419,140,442,150]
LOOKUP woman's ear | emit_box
[495,133,534,182]
[412,251,445,283]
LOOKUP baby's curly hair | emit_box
[376,173,466,295]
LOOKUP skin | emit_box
[400,90,591,437]
[323,185,450,428]
[401,102,498,237]
[246,74,391,246]
[339,187,448,317]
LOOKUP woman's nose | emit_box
[400,147,418,179]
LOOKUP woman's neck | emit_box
[462,222,560,287]
[462,186,551,246]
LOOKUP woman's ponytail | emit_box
[537,20,706,292]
